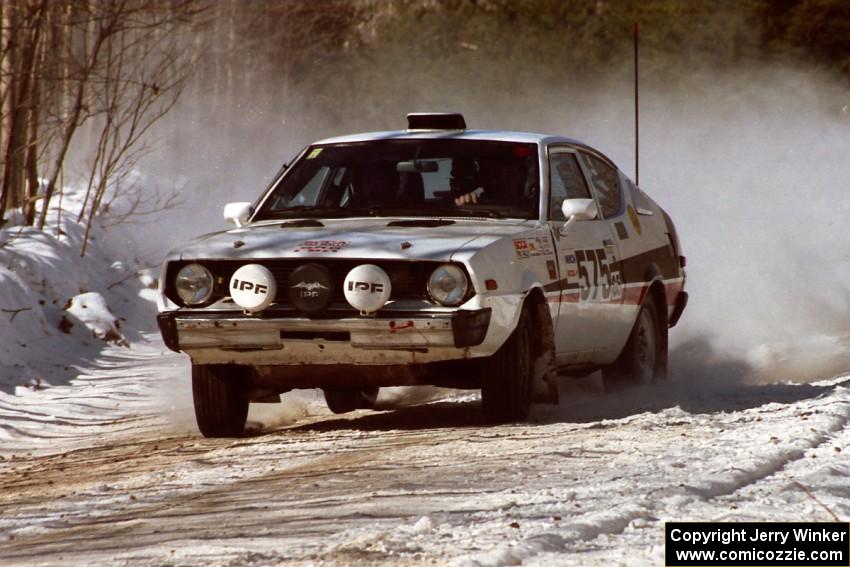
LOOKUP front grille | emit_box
[166,259,459,308]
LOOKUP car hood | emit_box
[167,217,536,263]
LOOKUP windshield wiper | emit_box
[279,219,324,228]
[387,219,455,227]
[426,207,504,218]
[258,205,518,221]
[352,206,439,217]
[354,205,508,219]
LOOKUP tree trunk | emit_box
[38,4,112,230]
[1,0,48,226]
[23,71,40,226]
[23,9,49,226]
[37,69,86,230]
[0,1,6,221]
[0,3,22,221]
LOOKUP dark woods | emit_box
[1,0,847,254]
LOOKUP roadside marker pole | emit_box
[634,21,640,187]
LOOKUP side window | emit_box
[582,153,622,218]
[549,152,590,221]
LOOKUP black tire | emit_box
[323,387,379,414]
[480,307,534,423]
[192,364,250,437]
[602,295,667,390]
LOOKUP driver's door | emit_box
[547,147,624,365]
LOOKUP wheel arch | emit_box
[603,271,670,388]
[647,279,668,329]
[523,286,552,358]
[523,286,559,404]
[645,277,669,380]
[642,263,669,328]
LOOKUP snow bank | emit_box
[65,291,128,345]
[0,189,158,430]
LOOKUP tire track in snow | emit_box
[0,337,190,456]
[458,376,850,567]
[2,341,849,566]
[1,422,493,564]
[674,381,850,502]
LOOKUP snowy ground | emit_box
[1,192,848,566]
[0,331,848,565]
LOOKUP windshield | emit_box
[254,139,540,220]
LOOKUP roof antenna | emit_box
[633,21,640,187]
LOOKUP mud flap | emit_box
[532,302,559,404]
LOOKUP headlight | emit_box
[175,263,214,305]
[427,264,469,307]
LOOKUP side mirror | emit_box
[561,198,598,221]
[559,198,597,236]
[224,202,253,227]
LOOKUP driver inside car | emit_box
[449,157,482,203]
[453,160,524,207]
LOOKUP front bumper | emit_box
[157,308,491,361]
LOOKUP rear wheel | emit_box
[323,387,379,414]
[192,364,250,438]
[603,295,666,389]
[480,307,534,422]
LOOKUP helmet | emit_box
[450,158,480,193]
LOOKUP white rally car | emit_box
[156,113,687,437]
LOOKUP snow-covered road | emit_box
[1,337,848,566]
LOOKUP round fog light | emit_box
[343,264,392,315]
[230,264,277,313]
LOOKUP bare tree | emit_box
[0,0,48,224]
[39,2,203,242]
[0,0,204,244]
[72,2,200,255]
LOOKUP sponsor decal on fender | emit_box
[513,236,554,259]
[513,239,530,258]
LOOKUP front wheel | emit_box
[603,295,667,389]
[323,387,379,414]
[480,307,534,422]
[192,364,250,437]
